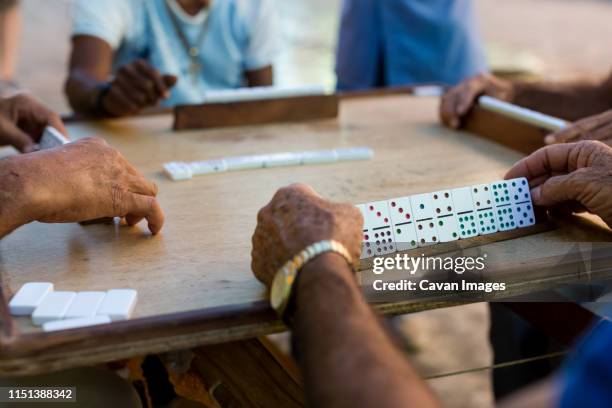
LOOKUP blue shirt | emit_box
[559,320,612,408]
[336,0,488,90]
[72,0,280,106]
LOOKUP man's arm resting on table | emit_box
[512,70,612,121]
[291,252,440,408]
[0,156,32,238]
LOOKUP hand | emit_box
[505,140,612,228]
[440,73,515,129]
[8,137,164,234]
[544,109,612,146]
[251,184,363,288]
[0,93,68,153]
[101,59,178,116]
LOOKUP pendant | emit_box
[190,61,201,83]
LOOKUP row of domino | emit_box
[8,283,137,332]
[164,147,374,181]
[201,85,328,104]
[356,177,536,259]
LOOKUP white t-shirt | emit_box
[72,0,280,106]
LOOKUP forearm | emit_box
[291,253,440,408]
[511,71,612,121]
[64,70,107,116]
[0,156,32,238]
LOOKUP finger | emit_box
[126,174,158,196]
[134,60,169,99]
[125,214,144,227]
[531,173,584,207]
[104,86,140,116]
[544,126,581,145]
[163,74,178,89]
[0,119,36,152]
[505,142,590,182]
[124,193,165,235]
[114,73,154,106]
[439,88,460,128]
[456,81,482,117]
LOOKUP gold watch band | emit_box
[270,240,354,319]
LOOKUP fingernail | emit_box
[451,119,459,128]
[544,135,555,145]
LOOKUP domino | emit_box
[190,160,228,175]
[263,153,301,168]
[451,187,478,239]
[356,177,538,259]
[225,155,268,171]
[334,147,374,162]
[43,315,111,332]
[64,291,106,320]
[164,147,373,180]
[97,289,138,321]
[163,162,193,181]
[32,291,76,325]
[203,85,327,103]
[39,126,70,150]
[9,282,54,316]
[300,150,338,165]
[412,85,444,97]
[478,96,568,132]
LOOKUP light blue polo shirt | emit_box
[72,0,280,106]
[336,0,488,90]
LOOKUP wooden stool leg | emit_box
[190,337,305,407]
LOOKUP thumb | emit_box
[0,120,36,153]
[531,173,582,207]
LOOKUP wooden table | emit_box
[1,94,611,384]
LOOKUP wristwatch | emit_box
[270,240,354,321]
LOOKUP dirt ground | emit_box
[12,1,612,407]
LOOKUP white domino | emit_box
[32,291,76,325]
[39,126,70,150]
[203,85,327,103]
[300,150,338,165]
[64,291,106,320]
[451,187,478,239]
[97,289,138,321]
[225,155,267,171]
[9,282,54,316]
[163,162,193,181]
[356,178,537,259]
[263,153,301,168]
[191,160,228,175]
[43,315,111,332]
[334,147,374,162]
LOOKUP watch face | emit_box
[270,268,292,312]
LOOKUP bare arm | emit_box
[64,35,115,115]
[65,36,177,117]
[512,71,612,120]
[292,253,440,408]
[245,65,273,87]
[441,71,612,128]
[251,184,440,408]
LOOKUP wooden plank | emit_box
[192,338,304,407]
[463,105,549,154]
[173,94,339,130]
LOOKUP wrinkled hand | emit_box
[0,94,68,153]
[19,137,164,234]
[440,73,515,129]
[102,59,178,117]
[251,184,363,288]
[505,140,612,228]
[544,109,612,146]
